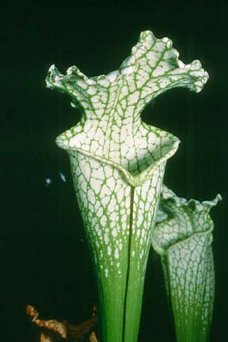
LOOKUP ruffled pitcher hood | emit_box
[46,31,208,186]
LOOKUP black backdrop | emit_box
[1,0,228,341]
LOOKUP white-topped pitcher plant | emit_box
[153,186,221,342]
[46,31,210,342]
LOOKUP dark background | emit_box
[1,0,227,340]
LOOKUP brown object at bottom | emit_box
[26,305,98,342]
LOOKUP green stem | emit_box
[122,186,134,341]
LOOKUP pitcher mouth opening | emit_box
[56,127,180,187]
